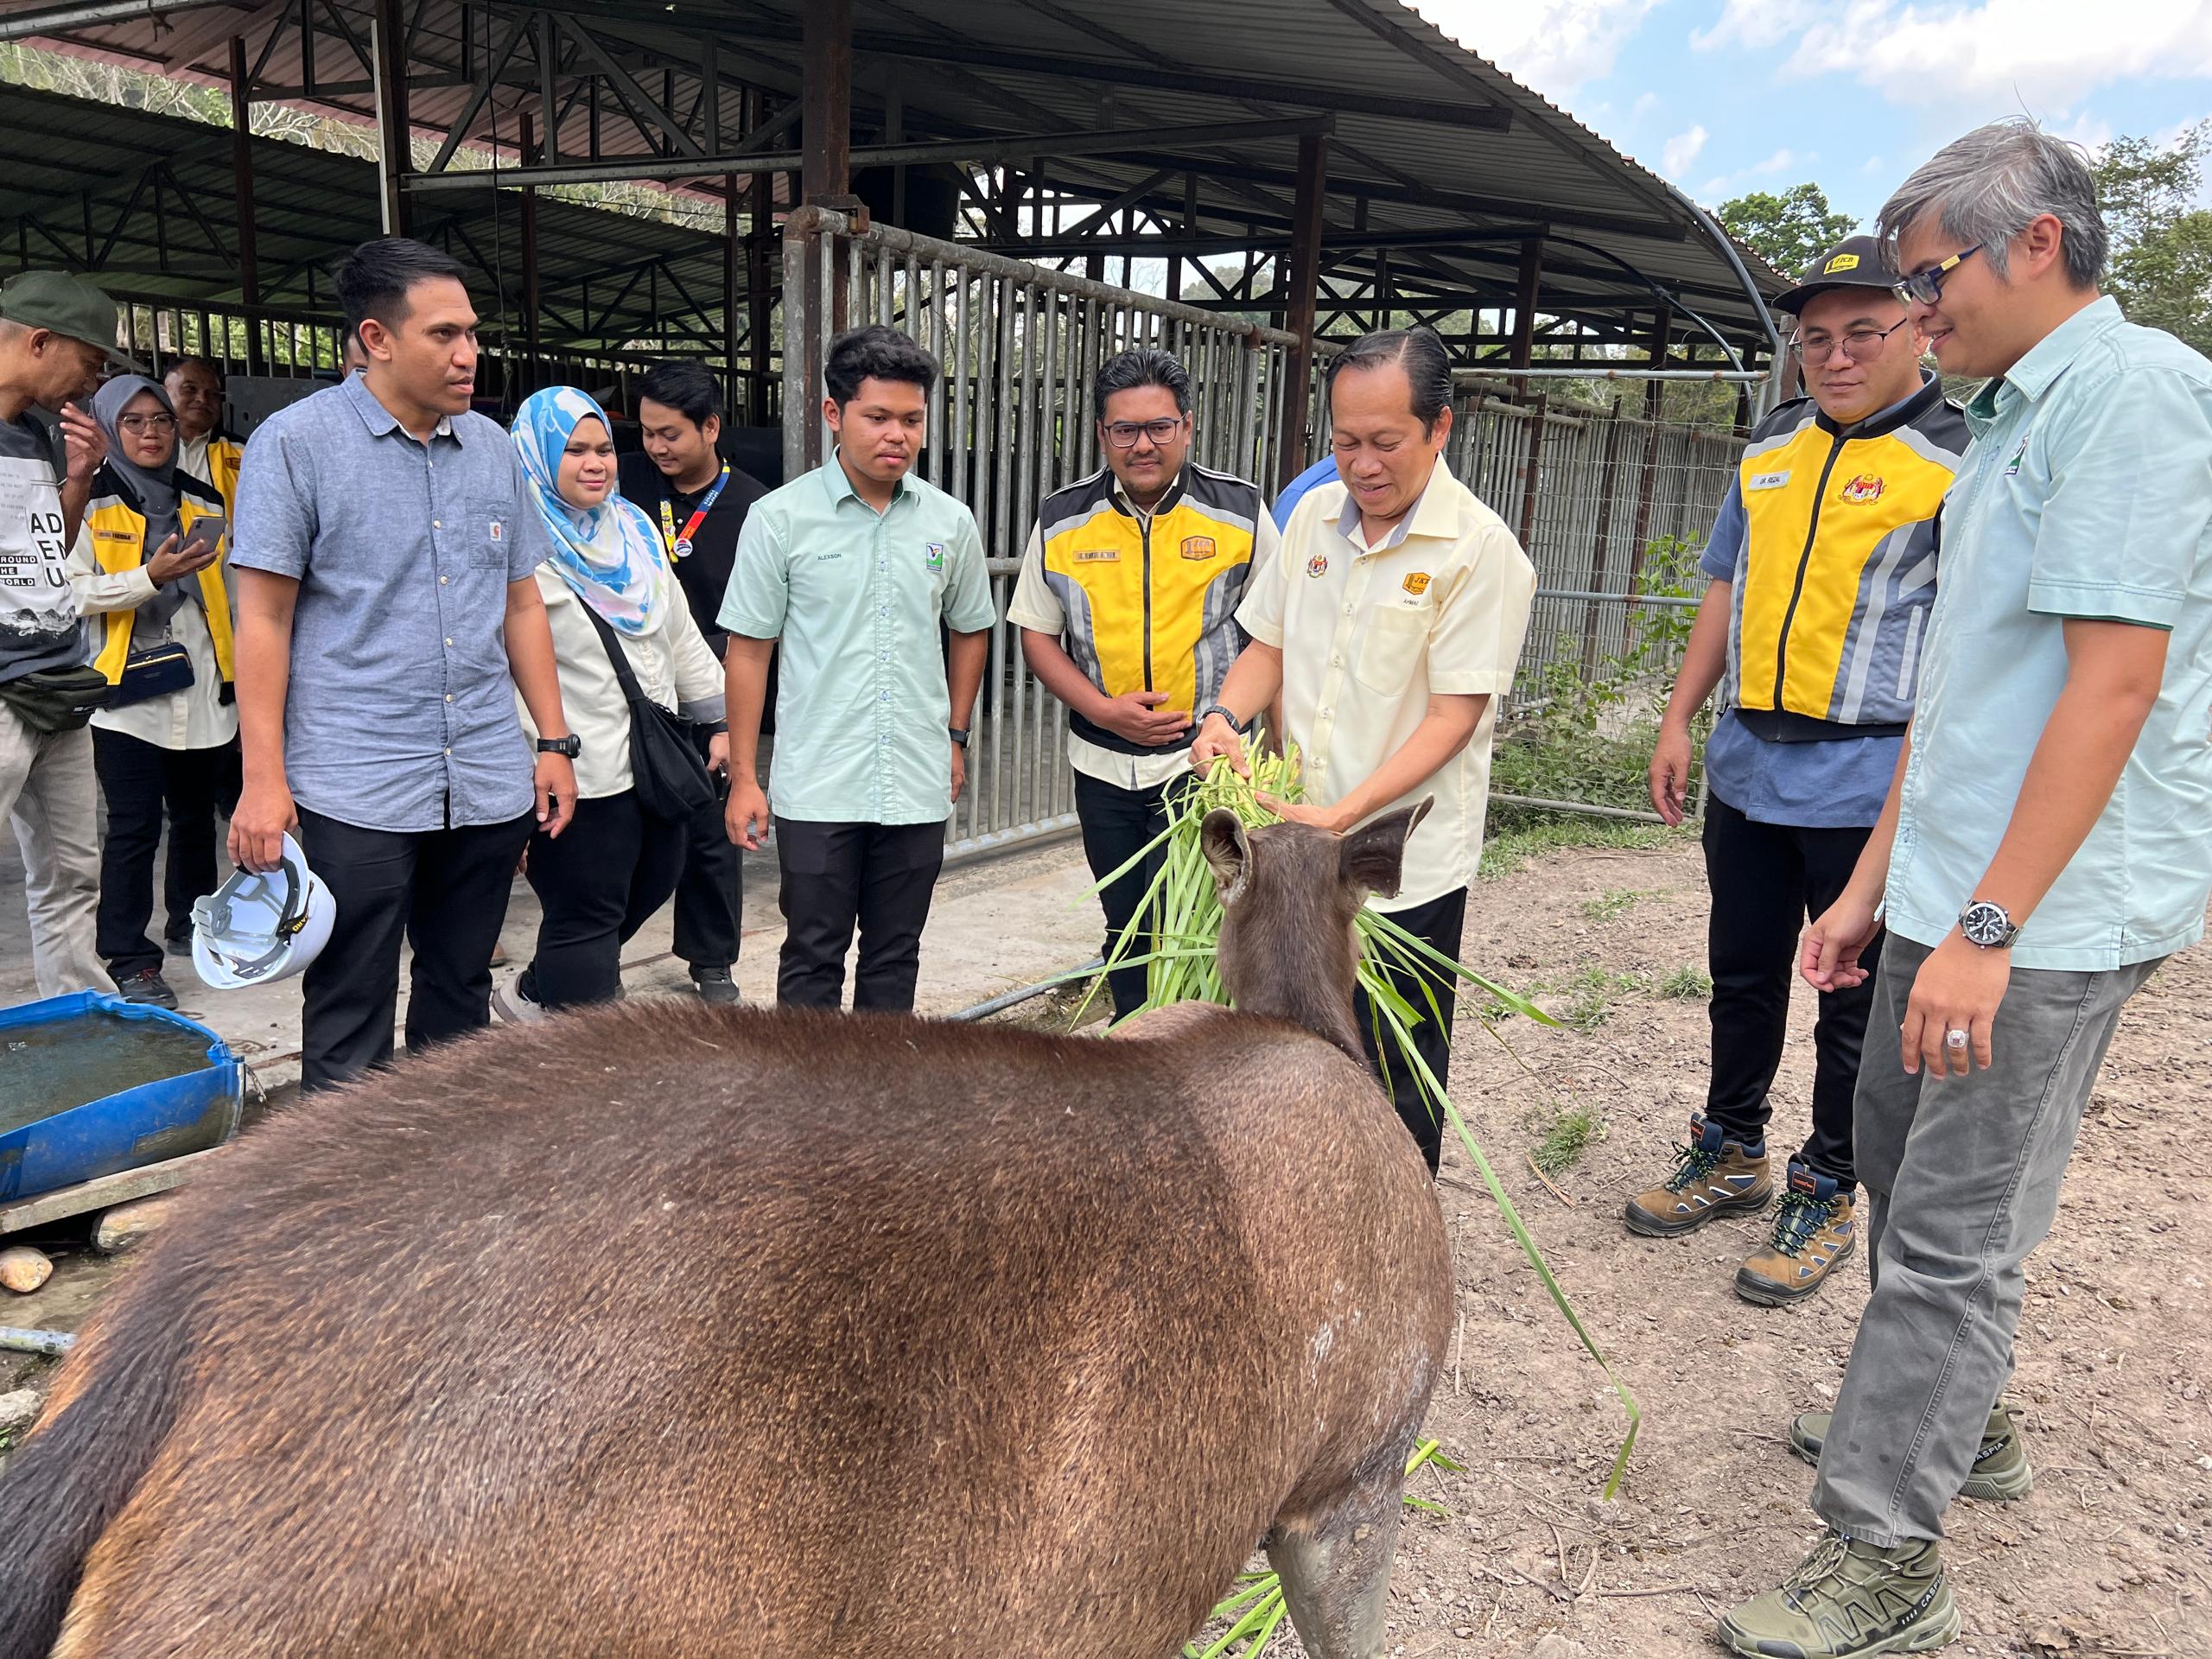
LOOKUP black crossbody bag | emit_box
[578,603,715,822]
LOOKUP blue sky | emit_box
[1411,0,2212,226]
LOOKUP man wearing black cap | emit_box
[0,270,133,995]
[1624,236,1968,1305]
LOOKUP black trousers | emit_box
[296,804,533,1094]
[522,789,686,1009]
[1353,885,1469,1176]
[774,817,944,1012]
[1701,795,1878,1188]
[92,728,231,978]
[671,724,741,971]
[1073,769,1185,1020]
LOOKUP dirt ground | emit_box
[4,831,2207,1658]
[1338,833,2212,1659]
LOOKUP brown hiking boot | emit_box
[1624,1114,1772,1237]
[1737,1160,1858,1305]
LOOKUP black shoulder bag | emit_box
[578,603,715,823]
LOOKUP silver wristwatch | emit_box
[1198,702,1248,736]
[1958,899,2019,950]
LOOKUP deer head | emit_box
[1201,799,1433,1063]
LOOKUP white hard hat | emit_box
[191,832,337,989]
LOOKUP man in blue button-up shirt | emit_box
[721,325,995,1012]
[229,238,576,1093]
[1723,121,2212,1658]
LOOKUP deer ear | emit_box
[1200,808,1253,905]
[1337,797,1433,899]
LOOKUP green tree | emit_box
[1717,183,1857,277]
[2094,123,2212,356]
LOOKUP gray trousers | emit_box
[1813,931,2159,1545]
[0,704,112,998]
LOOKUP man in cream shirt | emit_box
[1193,326,1535,1173]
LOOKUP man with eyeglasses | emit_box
[1009,346,1278,1020]
[1629,235,1967,1310]
[1720,120,2212,1659]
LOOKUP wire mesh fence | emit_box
[1448,392,1746,820]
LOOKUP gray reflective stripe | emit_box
[1833,521,1917,721]
[1045,571,1106,692]
[1193,565,1247,709]
[1886,420,1969,473]
[1895,602,1924,704]
[1741,407,1817,467]
[1042,503,1116,546]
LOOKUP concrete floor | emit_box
[3,817,1106,1096]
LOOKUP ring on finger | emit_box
[1945,1027,1970,1050]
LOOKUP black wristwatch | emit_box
[947,726,970,748]
[1957,899,2019,950]
[1198,702,1248,736]
[536,734,582,758]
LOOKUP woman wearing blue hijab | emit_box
[499,386,728,1017]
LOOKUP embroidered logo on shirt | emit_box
[489,519,503,541]
[1306,554,1329,578]
[925,541,946,571]
[1179,536,1217,561]
[1402,571,1431,595]
[1746,470,1791,492]
[2005,435,2029,477]
[1074,547,1119,563]
[1840,474,1885,504]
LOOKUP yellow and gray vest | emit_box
[1037,463,1260,756]
[85,466,235,688]
[1724,377,1967,736]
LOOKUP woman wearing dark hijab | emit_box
[63,372,233,1007]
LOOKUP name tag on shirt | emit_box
[1746,470,1791,492]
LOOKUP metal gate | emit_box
[781,206,1302,861]
[1448,392,1747,820]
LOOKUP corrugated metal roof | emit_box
[0,0,1783,349]
[0,78,730,348]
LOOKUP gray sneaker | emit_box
[1718,1531,1958,1657]
[492,973,546,1026]
[690,964,741,1006]
[1790,1402,2032,1502]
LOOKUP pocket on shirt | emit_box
[467,494,516,569]
[1354,603,1430,697]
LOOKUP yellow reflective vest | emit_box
[1725,377,1968,735]
[1035,463,1261,755]
[84,467,235,688]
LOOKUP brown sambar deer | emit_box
[0,804,1452,1659]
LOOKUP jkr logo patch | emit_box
[1402,571,1431,596]
[1840,474,1885,504]
[1179,536,1217,561]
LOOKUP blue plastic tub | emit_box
[0,992,244,1205]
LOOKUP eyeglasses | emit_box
[1894,244,1982,307]
[1103,417,1183,448]
[117,412,177,434]
[1788,316,1913,365]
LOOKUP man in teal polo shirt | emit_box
[1720,118,2212,1657]
[720,325,995,1012]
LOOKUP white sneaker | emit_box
[492,974,546,1025]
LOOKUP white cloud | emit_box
[1409,0,1664,92]
[1662,124,1710,175]
[1698,146,1821,199]
[1632,91,1665,118]
[1860,154,1888,174]
[1696,0,2212,109]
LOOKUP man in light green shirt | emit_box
[1722,119,2212,1659]
[720,325,995,1012]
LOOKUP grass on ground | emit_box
[1478,816,1683,882]
[1657,965,1713,1001]
[1529,1102,1609,1176]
